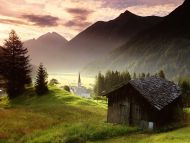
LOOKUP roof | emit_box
[103,76,181,111]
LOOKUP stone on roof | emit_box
[104,76,181,111]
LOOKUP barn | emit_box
[103,77,181,129]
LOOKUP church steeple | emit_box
[78,73,81,87]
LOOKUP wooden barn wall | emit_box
[107,84,155,126]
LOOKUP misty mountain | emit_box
[24,32,68,73]
[84,0,190,79]
[65,11,162,70]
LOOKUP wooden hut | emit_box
[103,77,181,129]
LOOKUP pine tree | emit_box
[0,30,31,98]
[158,70,166,79]
[133,72,137,79]
[35,63,48,95]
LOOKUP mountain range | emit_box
[83,0,190,79]
[24,0,190,79]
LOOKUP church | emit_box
[70,73,91,98]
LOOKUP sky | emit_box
[0,0,184,44]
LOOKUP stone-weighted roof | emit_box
[129,77,181,110]
[104,77,181,111]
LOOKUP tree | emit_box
[146,73,150,78]
[133,72,137,79]
[49,78,59,86]
[35,63,48,95]
[63,85,70,92]
[94,72,105,96]
[94,70,132,96]
[179,80,190,107]
[0,30,31,99]
[158,70,166,79]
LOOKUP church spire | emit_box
[78,72,81,87]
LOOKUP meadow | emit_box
[0,86,189,143]
[0,87,137,143]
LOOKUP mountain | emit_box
[84,0,190,79]
[65,11,162,71]
[24,32,68,73]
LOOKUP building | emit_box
[70,73,90,98]
[103,77,181,129]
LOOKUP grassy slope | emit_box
[91,127,190,143]
[0,87,136,143]
[0,87,189,143]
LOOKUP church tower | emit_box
[78,73,81,87]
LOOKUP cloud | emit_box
[64,21,91,30]
[65,8,93,30]
[0,18,28,25]
[128,4,180,16]
[66,8,93,15]
[100,0,183,9]
[21,14,60,27]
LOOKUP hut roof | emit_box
[103,77,181,111]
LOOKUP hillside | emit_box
[84,0,190,79]
[65,11,162,71]
[91,124,190,143]
[24,32,68,73]
[0,87,189,143]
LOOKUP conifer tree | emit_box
[35,63,48,95]
[133,72,137,79]
[158,70,166,79]
[0,30,31,98]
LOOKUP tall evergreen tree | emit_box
[158,70,166,79]
[133,72,137,79]
[35,63,48,95]
[0,30,31,98]
[94,72,105,96]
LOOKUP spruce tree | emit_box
[35,63,48,95]
[0,30,31,98]
[158,70,166,79]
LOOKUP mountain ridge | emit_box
[65,10,162,71]
[83,0,190,79]
[24,32,68,73]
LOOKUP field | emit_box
[0,87,137,143]
[0,86,189,143]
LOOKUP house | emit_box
[70,73,90,98]
[103,77,181,129]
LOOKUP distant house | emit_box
[70,73,90,98]
[103,77,181,129]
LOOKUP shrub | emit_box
[49,79,59,86]
[63,86,70,92]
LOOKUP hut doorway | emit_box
[120,104,130,124]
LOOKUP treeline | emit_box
[94,70,166,96]
[179,80,190,107]
[0,30,48,99]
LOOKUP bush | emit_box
[49,79,59,86]
[63,86,70,92]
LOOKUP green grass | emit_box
[0,87,136,143]
[92,126,190,143]
[0,87,189,143]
